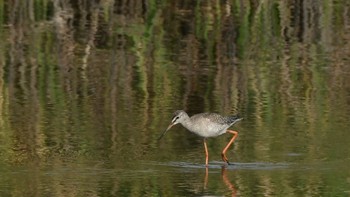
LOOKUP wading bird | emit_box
[158,110,242,166]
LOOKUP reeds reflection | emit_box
[0,0,349,196]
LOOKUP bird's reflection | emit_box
[204,166,236,197]
[221,166,237,197]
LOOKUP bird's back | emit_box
[192,113,241,125]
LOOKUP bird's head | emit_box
[158,110,188,140]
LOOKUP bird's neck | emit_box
[180,116,192,130]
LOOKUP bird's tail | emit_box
[229,115,243,125]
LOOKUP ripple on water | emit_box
[157,161,291,171]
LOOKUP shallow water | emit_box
[1,160,349,196]
[1,0,350,196]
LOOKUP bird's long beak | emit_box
[158,123,175,140]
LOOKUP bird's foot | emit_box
[221,153,235,165]
[221,154,231,165]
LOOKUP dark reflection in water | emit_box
[1,0,350,196]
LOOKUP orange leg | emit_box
[204,165,208,189]
[203,138,209,166]
[221,130,238,165]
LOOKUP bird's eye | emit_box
[172,116,179,123]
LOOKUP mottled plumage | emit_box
[158,110,242,166]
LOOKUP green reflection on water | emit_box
[0,0,350,196]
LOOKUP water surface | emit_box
[1,0,350,196]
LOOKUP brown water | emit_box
[1,1,350,196]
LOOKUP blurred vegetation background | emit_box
[0,0,349,196]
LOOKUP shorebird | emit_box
[158,110,242,166]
